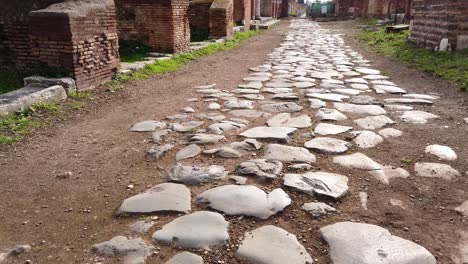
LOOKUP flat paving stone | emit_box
[352,130,384,148]
[263,88,294,94]
[116,183,191,215]
[314,123,352,135]
[167,164,227,185]
[332,88,362,95]
[171,121,204,132]
[320,222,437,264]
[237,159,283,180]
[236,225,313,264]
[92,236,153,264]
[349,95,376,105]
[265,82,294,88]
[244,76,270,82]
[378,128,403,138]
[355,67,381,75]
[146,144,174,161]
[333,103,386,116]
[354,115,394,130]
[266,113,312,128]
[152,211,229,249]
[240,126,297,141]
[261,102,303,113]
[207,121,246,134]
[302,202,336,217]
[272,93,299,100]
[284,171,349,199]
[309,98,327,108]
[307,93,349,102]
[165,252,203,264]
[345,78,368,84]
[316,108,348,121]
[294,82,316,88]
[224,100,254,109]
[414,162,461,180]
[129,220,155,234]
[333,153,398,184]
[264,144,316,164]
[362,74,389,80]
[373,85,407,94]
[197,185,291,219]
[304,137,351,154]
[349,83,369,90]
[384,98,433,105]
[186,134,225,144]
[176,144,202,161]
[425,144,457,161]
[129,120,167,132]
[230,109,266,118]
[239,82,263,89]
[400,111,439,124]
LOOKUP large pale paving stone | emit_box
[230,109,266,118]
[129,120,167,132]
[314,123,352,135]
[373,85,407,94]
[264,144,316,164]
[197,185,291,219]
[354,115,394,130]
[355,67,381,74]
[236,225,313,264]
[92,236,154,264]
[167,164,227,185]
[307,93,349,102]
[176,144,202,160]
[304,137,351,154]
[261,102,303,113]
[267,113,312,128]
[207,120,246,134]
[378,128,402,138]
[400,111,439,124]
[165,252,203,264]
[333,103,386,116]
[237,159,283,180]
[384,98,432,105]
[320,222,437,264]
[171,121,204,132]
[352,130,384,148]
[240,126,297,141]
[414,162,460,180]
[425,144,457,161]
[316,108,348,121]
[186,134,225,144]
[284,172,349,199]
[152,211,229,249]
[116,183,191,215]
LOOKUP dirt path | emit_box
[0,22,289,263]
[0,19,467,264]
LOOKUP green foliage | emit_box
[0,112,38,144]
[288,11,297,17]
[31,101,62,115]
[112,30,261,84]
[70,101,83,110]
[366,18,379,26]
[68,90,95,101]
[119,39,152,63]
[358,29,468,91]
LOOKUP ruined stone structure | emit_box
[189,0,235,38]
[260,0,283,18]
[342,0,408,18]
[233,0,252,31]
[409,0,468,51]
[115,0,190,53]
[0,0,120,90]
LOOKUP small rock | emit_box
[425,144,457,161]
[146,144,174,161]
[302,202,336,217]
[176,144,202,161]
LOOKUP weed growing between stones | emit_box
[358,28,468,91]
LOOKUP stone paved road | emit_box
[1,19,467,264]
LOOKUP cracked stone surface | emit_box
[186,134,225,144]
[352,130,384,148]
[197,185,291,219]
[400,111,439,124]
[208,120,246,134]
[284,172,349,199]
[314,123,352,135]
[264,144,316,164]
[320,222,437,264]
[146,144,174,161]
[176,144,202,161]
[116,183,191,215]
[333,103,386,116]
[307,93,349,102]
[261,102,303,112]
[129,120,166,132]
[240,126,297,141]
[129,221,155,234]
[354,115,394,130]
[237,159,283,180]
[167,164,227,185]
[152,211,229,249]
[171,121,204,132]
[266,113,312,128]
[236,225,313,264]
[316,108,348,121]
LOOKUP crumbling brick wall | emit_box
[0,0,64,68]
[115,0,190,53]
[233,0,251,30]
[189,0,214,30]
[409,0,468,51]
[261,0,273,17]
[29,0,120,90]
[210,0,234,38]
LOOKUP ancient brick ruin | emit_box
[234,0,252,31]
[115,0,190,53]
[189,0,236,39]
[409,0,468,51]
[0,0,120,90]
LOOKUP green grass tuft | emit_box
[119,40,152,63]
[358,28,468,91]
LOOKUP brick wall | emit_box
[233,0,251,30]
[29,0,120,90]
[409,0,468,50]
[210,0,234,38]
[189,0,214,30]
[261,0,273,17]
[115,0,190,53]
